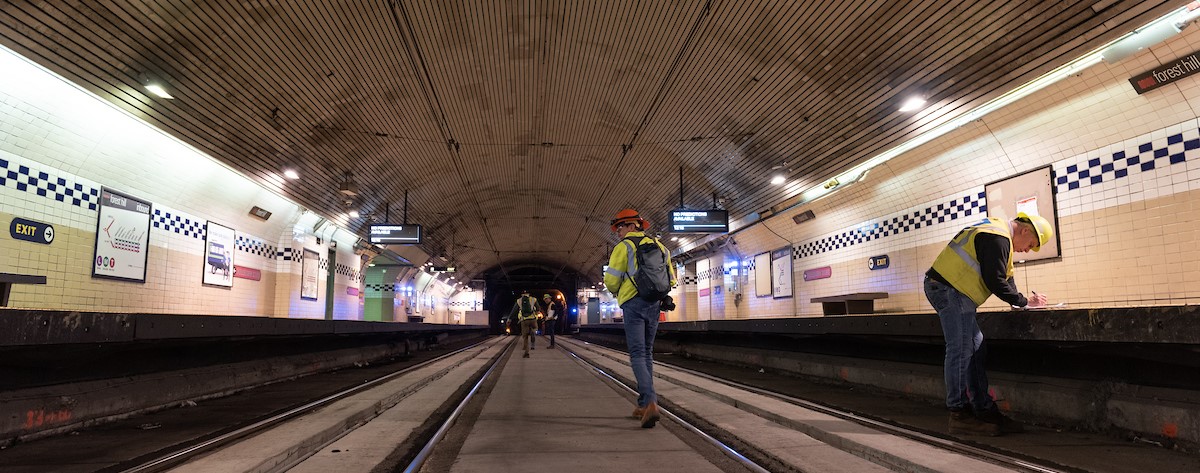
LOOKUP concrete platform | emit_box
[445,343,726,473]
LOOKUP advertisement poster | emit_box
[771,246,793,299]
[301,248,319,300]
[92,187,152,282]
[202,221,235,287]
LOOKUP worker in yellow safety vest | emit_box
[605,208,676,428]
[925,212,1053,436]
[508,289,542,358]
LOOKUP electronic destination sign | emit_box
[669,209,729,233]
[368,224,423,244]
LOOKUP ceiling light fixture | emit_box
[282,167,300,180]
[898,96,926,112]
[770,174,786,185]
[138,72,174,99]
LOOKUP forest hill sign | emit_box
[1129,49,1200,94]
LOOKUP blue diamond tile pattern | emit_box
[795,191,986,260]
[152,209,205,239]
[0,157,100,210]
[1054,128,1196,192]
[236,235,277,258]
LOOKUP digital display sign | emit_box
[669,209,729,233]
[368,224,423,244]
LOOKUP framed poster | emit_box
[301,248,319,300]
[92,187,152,282]
[771,246,793,299]
[202,221,235,287]
[984,165,1061,262]
[754,251,772,297]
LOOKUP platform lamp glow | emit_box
[138,72,174,99]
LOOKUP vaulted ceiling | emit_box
[0,1,1181,285]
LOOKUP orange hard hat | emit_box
[610,208,648,232]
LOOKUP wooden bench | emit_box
[811,292,889,315]
[0,272,47,306]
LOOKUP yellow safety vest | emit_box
[604,231,676,305]
[930,218,1014,306]
[515,296,540,320]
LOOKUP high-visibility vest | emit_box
[930,218,1014,306]
[517,296,540,320]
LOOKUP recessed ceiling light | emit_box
[144,83,174,99]
[348,210,360,218]
[283,168,300,179]
[899,96,926,112]
[770,175,786,185]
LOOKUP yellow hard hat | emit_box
[1017,212,1053,251]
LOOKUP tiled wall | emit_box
[0,45,368,318]
[724,27,1200,318]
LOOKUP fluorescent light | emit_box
[348,210,360,218]
[770,175,786,185]
[283,168,300,179]
[898,96,926,112]
[144,84,174,99]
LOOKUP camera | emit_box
[659,295,676,311]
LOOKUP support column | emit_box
[363,265,397,322]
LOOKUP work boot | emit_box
[523,352,530,358]
[976,409,1025,433]
[948,410,1000,436]
[631,406,645,419]
[640,402,661,428]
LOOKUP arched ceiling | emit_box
[0,1,1181,285]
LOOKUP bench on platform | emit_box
[0,272,47,306]
[811,292,889,315]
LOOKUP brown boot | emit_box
[640,402,661,428]
[949,410,1000,436]
[976,409,1025,433]
[631,406,645,419]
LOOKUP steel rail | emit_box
[117,338,501,473]
[401,341,512,473]
[559,342,772,473]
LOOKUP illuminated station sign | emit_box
[669,209,729,233]
[368,224,423,244]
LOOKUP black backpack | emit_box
[519,296,536,317]
[622,236,672,301]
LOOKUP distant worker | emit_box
[925,212,1053,436]
[542,293,564,349]
[605,208,676,428]
[508,289,542,358]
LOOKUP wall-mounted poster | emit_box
[753,252,772,298]
[202,221,235,287]
[984,165,1062,263]
[771,246,793,299]
[301,248,319,300]
[92,187,152,282]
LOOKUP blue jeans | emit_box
[621,297,660,408]
[924,276,995,413]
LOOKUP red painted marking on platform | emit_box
[1163,422,1179,438]
[23,408,72,430]
[839,367,849,381]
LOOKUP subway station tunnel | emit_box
[1,2,1199,472]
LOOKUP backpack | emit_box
[519,296,536,317]
[622,236,672,302]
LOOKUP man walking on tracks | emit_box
[925,212,1053,436]
[509,289,542,358]
[605,208,676,428]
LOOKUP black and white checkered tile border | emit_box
[152,209,205,239]
[0,157,99,210]
[1054,128,1196,192]
[366,283,397,292]
[236,235,277,258]
[681,275,699,285]
[794,191,986,260]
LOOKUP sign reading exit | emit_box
[868,255,889,270]
[9,217,54,244]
